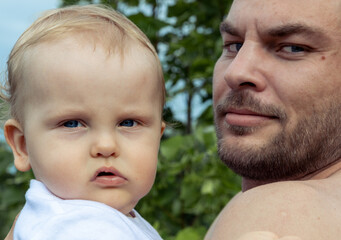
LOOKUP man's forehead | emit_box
[224,0,341,37]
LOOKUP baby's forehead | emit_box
[30,27,132,54]
[23,33,153,72]
[26,35,156,74]
[18,34,161,106]
[21,35,160,98]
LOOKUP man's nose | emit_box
[90,131,119,158]
[223,42,267,92]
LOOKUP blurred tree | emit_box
[163,0,233,134]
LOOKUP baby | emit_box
[1,4,165,240]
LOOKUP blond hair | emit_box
[1,4,165,122]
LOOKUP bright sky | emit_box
[0,0,61,72]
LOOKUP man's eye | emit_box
[63,120,83,128]
[281,45,305,53]
[119,119,137,127]
[224,42,243,53]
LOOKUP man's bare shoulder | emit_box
[206,179,341,240]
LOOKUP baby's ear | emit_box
[160,121,166,136]
[4,119,31,172]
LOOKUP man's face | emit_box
[20,37,164,215]
[213,0,341,180]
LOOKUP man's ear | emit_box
[4,119,31,172]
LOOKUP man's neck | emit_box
[241,159,341,192]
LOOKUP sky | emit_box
[0,0,61,72]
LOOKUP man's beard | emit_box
[215,91,341,181]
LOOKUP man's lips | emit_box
[225,108,278,127]
[91,167,127,187]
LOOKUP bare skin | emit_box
[206,164,341,239]
[237,232,301,240]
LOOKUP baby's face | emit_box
[20,37,164,215]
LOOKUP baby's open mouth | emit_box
[90,167,127,186]
[90,167,127,183]
[97,171,115,177]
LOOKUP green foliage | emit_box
[162,0,232,133]
[175,227,206,240]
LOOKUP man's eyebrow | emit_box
[220,21,328,41]
[220,21,239,36]
[267,23,325,38]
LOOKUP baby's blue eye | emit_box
[63,120,82,128]
[119,120,136,127]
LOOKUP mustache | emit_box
[215,91,287,122]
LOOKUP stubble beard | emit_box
[215,91,341,181]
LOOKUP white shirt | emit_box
[14,180,163,240]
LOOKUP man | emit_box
[205,0,341,239]
[5,0,341,239]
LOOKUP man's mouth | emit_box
[225,108,278,127]
[214,91,287,125]
[227,108,278,117]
